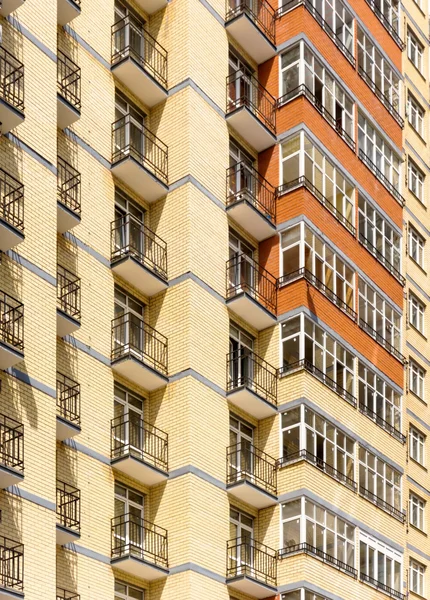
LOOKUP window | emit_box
[114,90,146,158]
[358,361,402,436]
[410,493,425,530]
[408,160,425,203]
[409,227,425,267]
[304,0,354,58]
[410,559,425,596]
[408,29,424,73]
[409,294,425,334]
[359,447,402,513]
[407,94,424,137]
[367,0,400,35]
[410,426,425,465]
[115,582,144,600]
[409,360,425,400]
[358,278,401,353]
[360,532,402,594]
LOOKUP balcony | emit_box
[57,266,81,338]
[0,414,24,489]
[56,480,81,545]
[359,486,405,523]
[279,543,357,578]
[111,513,168,579]
[226,443,277,508]
[56,373,81,441]
[358,149,404,206]
[57,589,79,600]
[359,402,405,443]
[226,254,277,330]
[358,233,405,286]
[363,0,404,50]
[111,313,168,391]
[111,215,168,297]
[0,0,25,16]
[57,50,81,130]
[0,291,24,369]
[360,573,405,600]
[111,414,168,486]
[279,449,356,492]
[226,73,276,152]
[226,163,276,241]
[134,0,167,15]
[357,67,403,127]
[226,350,277,419]
[0,47,24,133]
[57,0,81,26]
[111,115,168,203]
[57,157,81,233]
[0,168,24,252]
[0,537,23,599]
[226,538,277,598]
[225,0,276,64]
[358,319,405,363]
[111,18,168,108]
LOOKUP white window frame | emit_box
[358,278,401,353]
[407,29,424,73]
[408,160,425,203]
[359,531,402,593]
[407,93,424,137]
[410,559,425,596]
[358,361,402,434]
[409,226,425,267]
[358,446,402,512]
[409,360,425,400]
[409,426,425,465]
[409,293,425,334]
[409,493,425,531]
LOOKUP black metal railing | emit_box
[226,162,276,224]
[358,149,404,206]
[111,312,168,376]
[359,402,405,443]
[358,318,405,363]
[57,50,81,111]
[57,157,81,216]
[279,449,356,491]
[358,233,405,286]
[280,359,356,407]
[227,72,276,134]
[57,588,80,600]
[111,413,168,473]
[111,513,168,569]
[357,66,403,127]
[278,84,355,150]
[279,543,357,578]
[0,290,24,352]
[227,442,277,496]
[56,480,80,532]
[226,254,277,315]
[0,47,24,113]
[227,538,277,586]
[112,115,168,185]
[363,0,404,50]
[360,572,405,600]
[111,214,167,281]
[279,268,356,320]
[0,168,24,234]
[359,486,405,523]
[225,0,276,45]
[57,265,81,322]
[56,373,80,426]
[0,414,24,474]
[227,350,277,407]
[111,16,168,89]
[0,537,23,591]
[277,176,356,236]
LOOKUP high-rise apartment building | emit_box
[0,0,428,599]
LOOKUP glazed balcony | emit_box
[111,115,168,203]
[111,513,168,580]
[225,0,276,64]
[360,573,405,600]
[111,313,168,391]
[57,50,81,130]
[357,67,403,127]
[57,265,81,338]
[226,73,276,152]
[0,168,24,252]
[57,157,81,233]
[56,480,81,545]
[226,442,277,508]
[0,414,24,489]
[111,17,168,108]
[359,485,405,523]
[0,47,24,133]
[57,588,79,600]
[0,0,25,16]
[226,163,276,241]
[111,414,168,486]
[226,538,277,598]
[57,0,81,26]
[111,214,168,297]
[0,291,24,369]
[0,537,23,598]
[56,373,81,441]
[358,233,405,285]
[359,318,406,363]
[279,449,356,492]
[278,543,357,578]
[363,0,404,50]
[358,149,404,206]
[359,402,405,443]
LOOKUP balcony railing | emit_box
[359,402,405,443]
[0,47,24,113]
[0,537,23,592]
[363,0,404,50]
[57,157,81,216]
[227,538,277,587]
[56,373,80,426]
[57,588,80,600]
[111,214,167,281]
[358,318,405,363]
[226,254,277,315]
[359,486,405,523]
[225,0,276,44]
[56,480,80,533]
[279,449,356,492]
[227,442,277,496]
[358,149,404,206]
[280,359,357,407]
[112,114,168,185]
[0,168,24,233]
[0,414,24,473]
[57,50,81,111]
[111,513,168,569]
[0,291,24,352]
[277,176,356,236]
[279,543,357,578]
[227,350,277,407]
[111,16,168,89]
[358,233,405,286]
[357,66,403,127]
[111,312,168,376]
[111,414,168,473]
[226,162,276,224]
[57,265,81,322]
[227,72,276,134]
[360,572,405,600]
[279,268,356,321]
